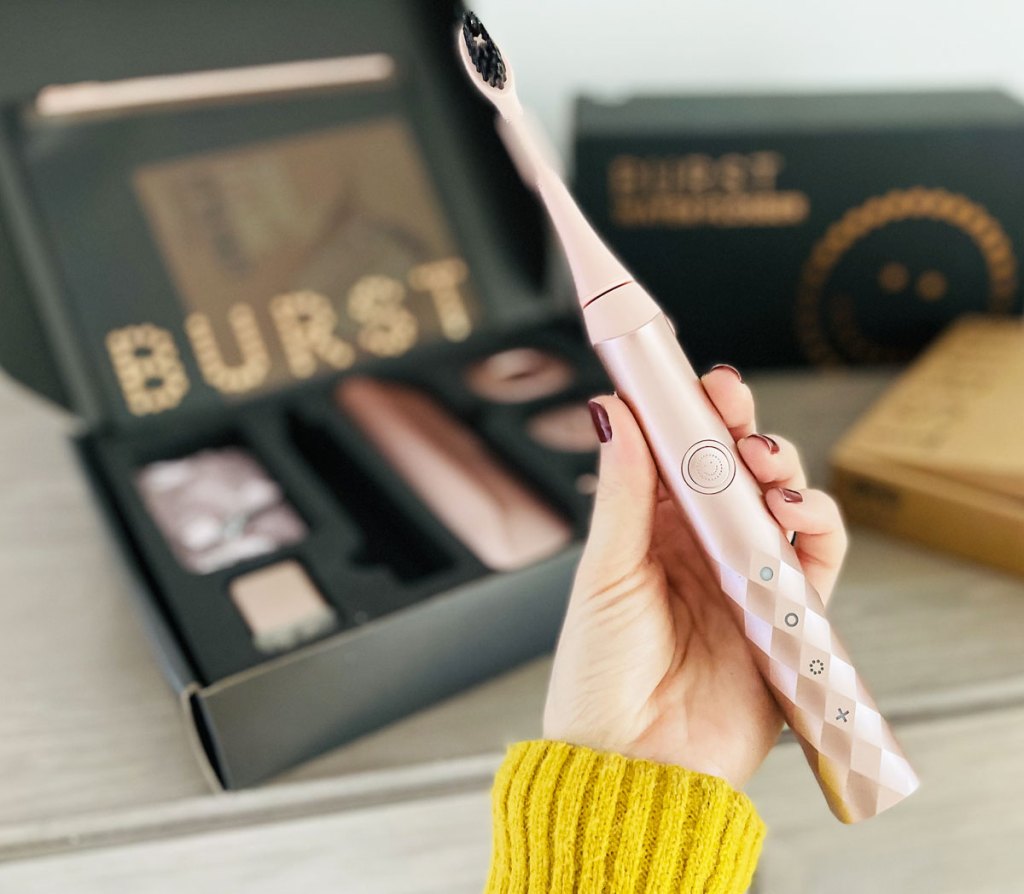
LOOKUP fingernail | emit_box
[748,433,780,454]
[588,400,612,443]
[780,487,803,503]
[709,363,743,382]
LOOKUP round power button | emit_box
[682,440,736,494]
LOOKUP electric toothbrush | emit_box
[456,11,919,823]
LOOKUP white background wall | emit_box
[474,0,1024,155]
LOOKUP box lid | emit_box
[577,90,1024,138]
[0,0,550,427]
[832,315,1024,500]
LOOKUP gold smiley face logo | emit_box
[795,188,1018,364]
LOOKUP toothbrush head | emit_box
[458,11,519,110]
[461,12,507,89]
[456,9,633,301]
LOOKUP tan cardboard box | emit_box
[830,316,1024,575]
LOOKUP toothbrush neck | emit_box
[502,112,634,305]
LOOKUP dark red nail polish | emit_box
[748,433,780,454]
[709,363,743,382]
[780,487,803,503]
[588,400,612,443]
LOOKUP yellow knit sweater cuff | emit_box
[485,740,765,894]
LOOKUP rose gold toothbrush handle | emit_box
[587,295,920,823]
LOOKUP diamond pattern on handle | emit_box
[715,531,919,823]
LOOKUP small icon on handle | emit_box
[809,658,825,676]
[836,708,850,723]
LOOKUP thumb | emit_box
[575,395,659,592]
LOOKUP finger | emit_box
[575,395,659,592]
[737,433,808,491]
[765,487,848,604]
[700,365,757,440]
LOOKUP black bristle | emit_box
[462,11,506,89]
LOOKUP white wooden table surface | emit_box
[1,369,1022,893]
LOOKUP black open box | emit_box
[0,0,605,787]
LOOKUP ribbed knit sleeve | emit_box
[484,740,765,894]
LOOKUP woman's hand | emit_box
[543,366,849,789]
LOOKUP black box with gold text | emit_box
[574,91,1024,368]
